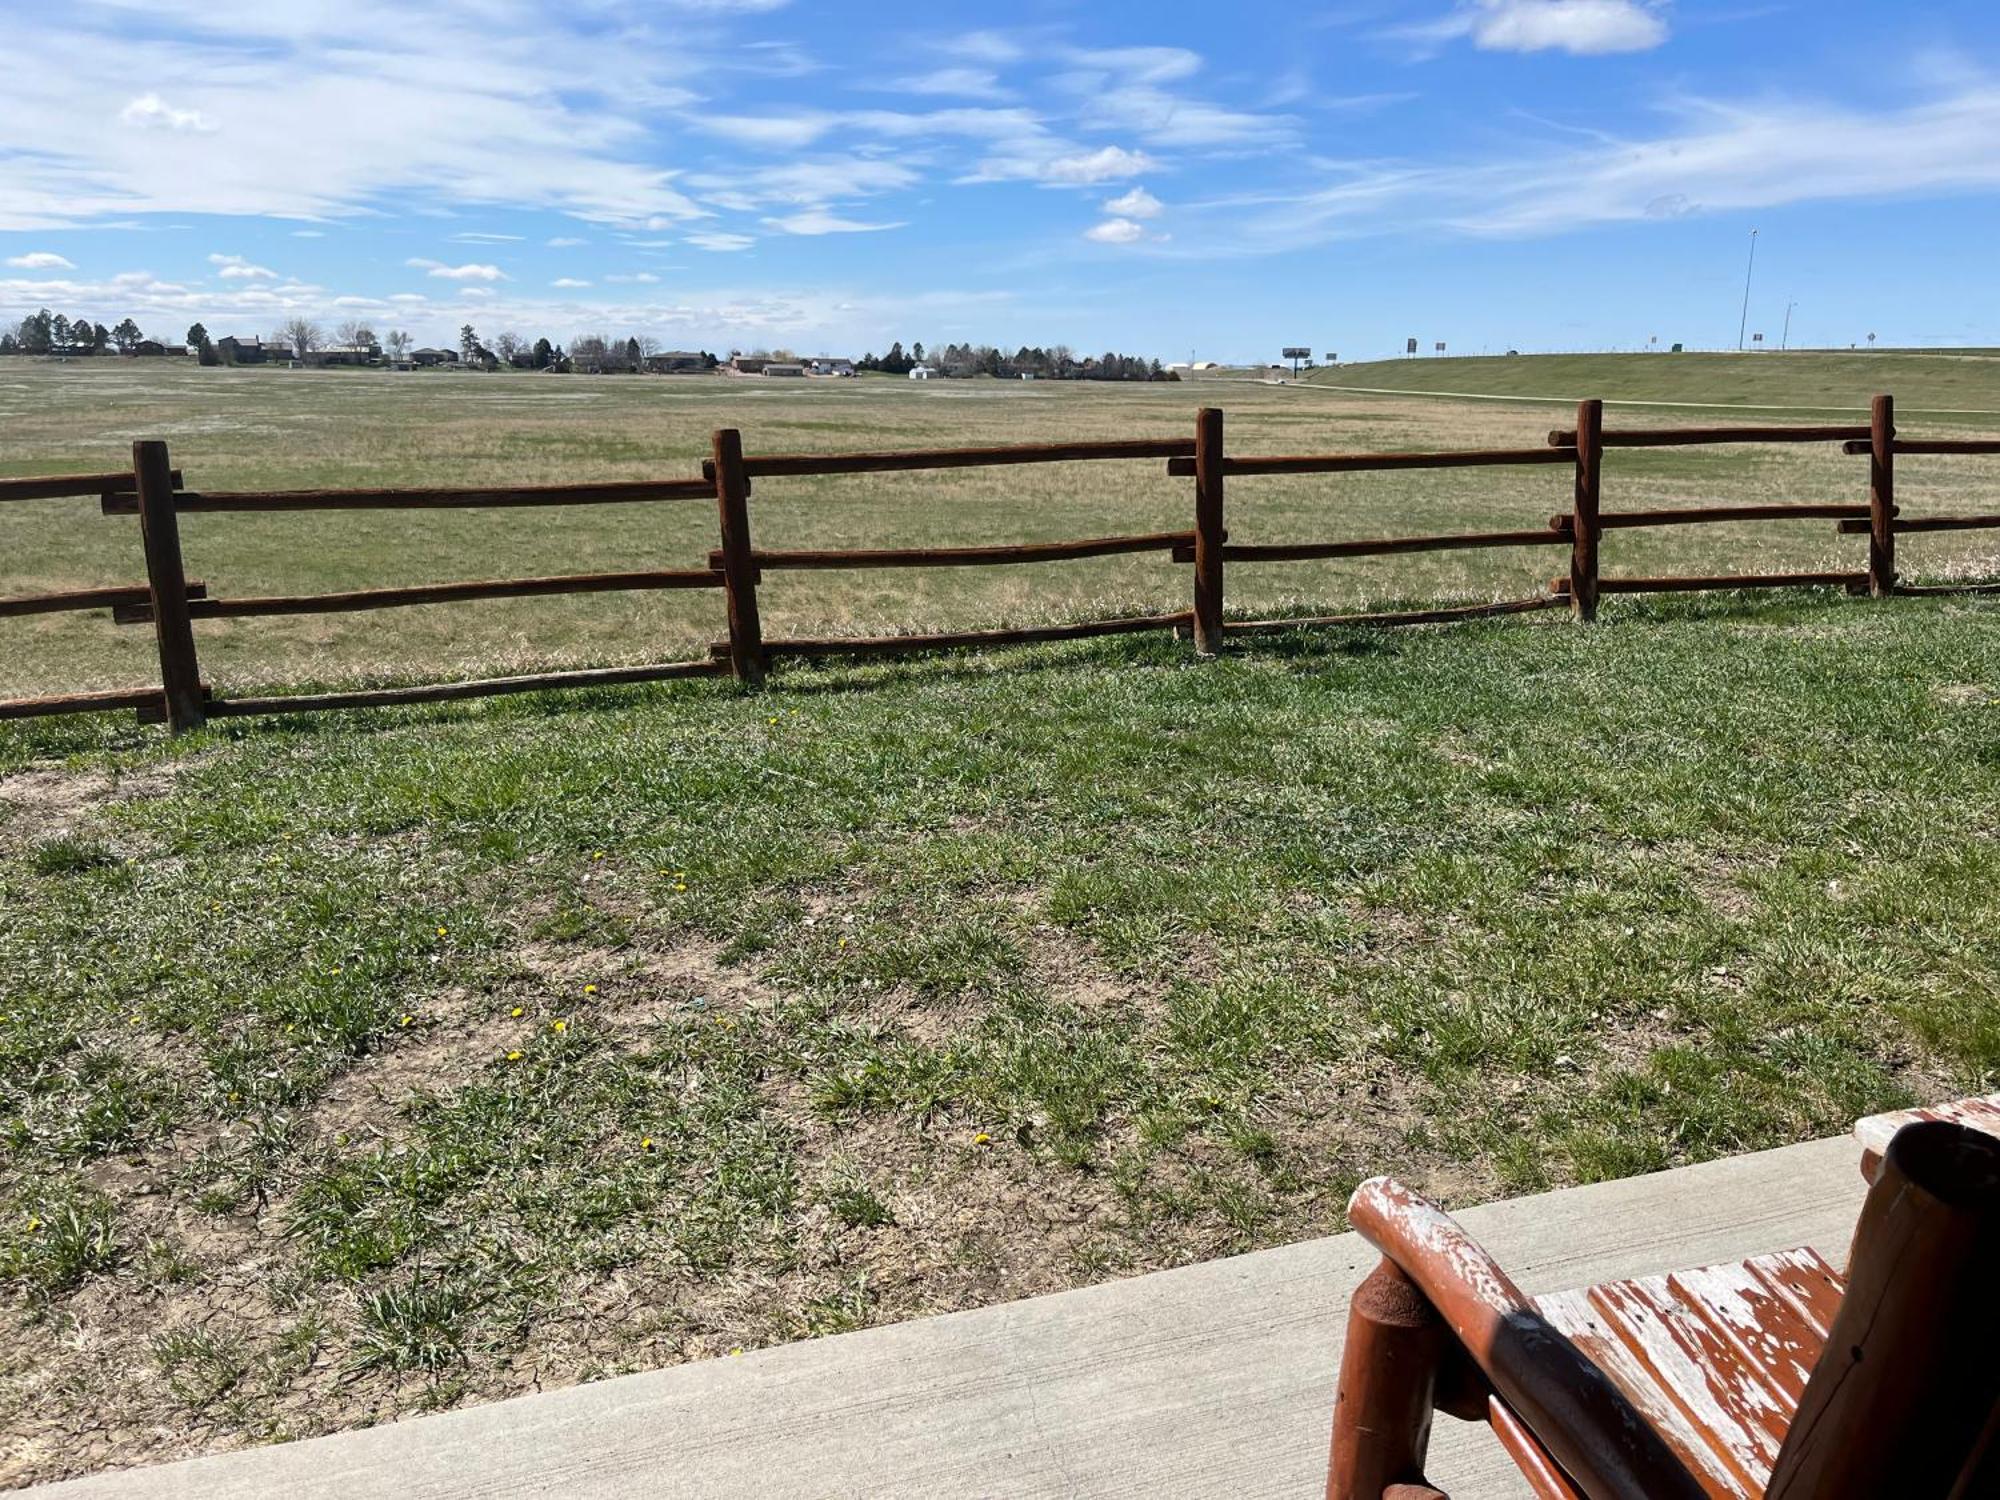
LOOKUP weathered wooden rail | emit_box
[3,392,1996,732]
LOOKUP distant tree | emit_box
[17,310,52,354]
[186,321,208,348]
[334,319,377,350]
[49,313,72,350]
[492,331,524,362]
[910,341,925,364]
[459,323,479,359]
[278,317,321,358]
[110,317,143,354]
[531,335,553,369]
[624,336,641,369]
[635,333,661,360]
[385,329,412,361]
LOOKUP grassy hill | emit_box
[1294,348,2000,416]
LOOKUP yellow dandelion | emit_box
[330,966,342,976]
[510,1006,524,1018]
[399,1014,414,1028]
[767,716,779,725]
[838,936,850,949]
[128,1014,142,1025]
[583,983,598,995]
[436,926,448,937]
[25,1217,40,1233]
[506,1049,523,1062]
[674,882,688,893]
[729,1347,743,1357]
[973,1131,992,1146]
[641,1137,655,1152]
[552,1019,568,1034]
[592,850,605,861]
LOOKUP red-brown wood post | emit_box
[132,439,205,732]
[1767,1120,2000,1499]
[1867,392,1895,597]
[1568,398,1603,622]
[710,428,765,685]
[1193,406,1225,654]
[1326,1259,1446,1500]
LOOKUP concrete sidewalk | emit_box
[40,1134,1864,1499]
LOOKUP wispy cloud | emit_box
[888,67,1013,102]
[1084,218,1147,244]
[685,231,757,252]
[763,210,905,235]
[6,251,74,269]
[967,144,1160,186]
[1394,0,1670,57]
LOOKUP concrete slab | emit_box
[37,1134,1865,1499]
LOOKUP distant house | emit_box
[217,336,286,365]
[646,351,707,374]
[410,347,458,367]
[131,340,188,357]
[808,358,855,377]
[509,350,538,369]
[908,364,934,380]
[763,362,805,377]
[730,355,769,374]
[465,346,500,371]
[315,344,381,367]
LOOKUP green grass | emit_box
[4,357,1997,699]
[1301,347,2000,414]
[3,590,1998,1482]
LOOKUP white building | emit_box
[908,364,934,380]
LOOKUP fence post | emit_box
[1193,406,1225,653]
[133,439,205,732]
[710,428,765,685]
[1868,393,1896,597]
[1568,398,1603,622]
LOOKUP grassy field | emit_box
[3,357,1998,699]
[1299,347,2000,414]
[2,355,1999,1484]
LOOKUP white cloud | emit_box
[6,251,74,269]
[889,68,1012,102]
[970,144,1161,186]
[547,236,588,247]
[938,30,1026,65]
[551,277,592,288]
[762,210,905,235]
[1102,186,1163,219]
[208,252,276,279]
[1412,0,1669,56]
[407,258,508,281]
[696,114,835,149]
[450,231,524,243]
[119,93,217,133]
[605,272,662,283]
[1084,218,1147,245]
[291,229,325,238]
[685,231,757,251]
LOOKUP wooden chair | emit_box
[1326,1119,2000,1499]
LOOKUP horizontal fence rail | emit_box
[3,392,1996,732]
[0,470,180,503]
[113,569,724,623]
[101,478,713,514]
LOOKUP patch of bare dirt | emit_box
[0,763,179,850]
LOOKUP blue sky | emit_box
[4,0,1999,361]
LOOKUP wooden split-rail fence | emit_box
[3,395,1996,734]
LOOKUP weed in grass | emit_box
[351,1276,477,1375]
[151,1325,250,1410]
[3,1180,121,1296]
[27,836,121,876]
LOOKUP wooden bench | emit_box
[1326,1112,2000,1498]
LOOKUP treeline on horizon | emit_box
[4,307,1177,381]
[853,341,1178,381]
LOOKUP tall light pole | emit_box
[1781,300,1795,351]
[1736,228,1758,351]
